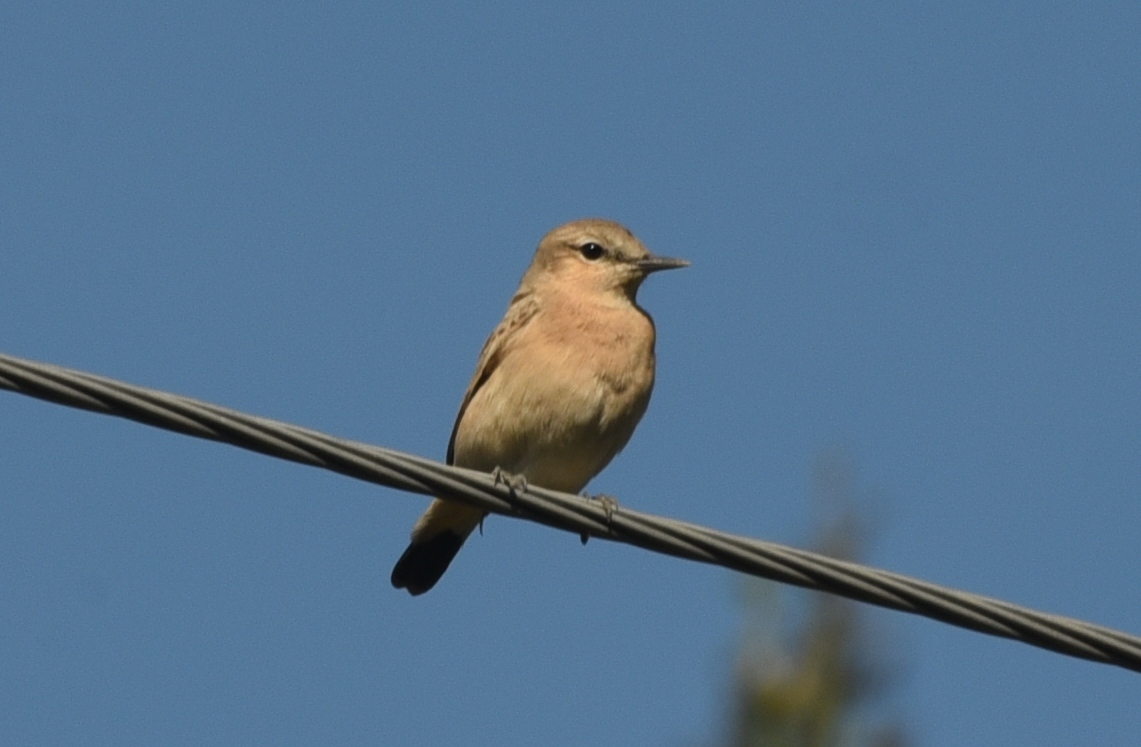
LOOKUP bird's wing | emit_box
[445,290,541,465]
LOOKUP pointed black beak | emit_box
[636,254,690,273]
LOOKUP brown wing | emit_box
[445,290,540,465]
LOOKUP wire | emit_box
[1,351,1139,673]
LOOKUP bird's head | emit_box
[523,219,688,299]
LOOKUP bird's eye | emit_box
[579,242,605,261]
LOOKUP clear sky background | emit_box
[2,3,1139,745]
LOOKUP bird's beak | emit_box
[636,255,690,273]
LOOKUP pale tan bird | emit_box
[391,219,687,595]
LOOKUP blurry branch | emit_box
[2,351,1141,674]
[729,450,906,747]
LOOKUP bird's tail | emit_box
[391,499,485,595]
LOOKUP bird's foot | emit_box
[580,492,619,544]
[591,493,620,520]
[491,467,528,495]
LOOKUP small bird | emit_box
[391,219,687,595]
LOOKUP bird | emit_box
[390,218,687,595]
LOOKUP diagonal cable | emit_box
[1,351,1139,673]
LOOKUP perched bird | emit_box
[391,219,687,595]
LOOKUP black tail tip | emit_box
[390,531,467,596]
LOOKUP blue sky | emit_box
[2,3,1139,744]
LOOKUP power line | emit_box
[1,351,1139,673]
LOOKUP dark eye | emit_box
[579,242,605,261]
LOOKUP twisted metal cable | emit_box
[1,351,1139,673]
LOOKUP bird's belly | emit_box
[453,368,646,495]
[513,423,618,494]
